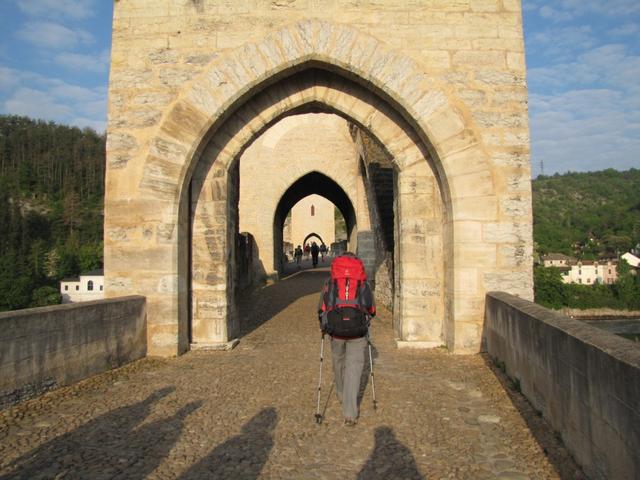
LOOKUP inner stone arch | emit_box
[187,68,446,352]
[302,233,325,247]
[236,113,362,283]
[272,169,359,276]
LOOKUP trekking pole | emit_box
[367,332,377,410]
[314,333,325,424]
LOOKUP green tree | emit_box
[78,243,103,272]
[534,266,566,309]
[32,286,62,307]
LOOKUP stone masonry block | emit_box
[455,268,479,295]
[454,221,483,243]
[454,243,497,268]
[453,195,498,221]
[450,170,494,198]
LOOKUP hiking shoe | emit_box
[344,418,357,427]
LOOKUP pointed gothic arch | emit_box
[105,19,533,357]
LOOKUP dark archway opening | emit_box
[303,232,324,247]
[273,171,356,276]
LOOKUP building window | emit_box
[100,285,103,291]
[88,280,94,291]
[578,279,582,284]
[311,205,315,216]
[64,285,68,291]
[578,269,581,275]
[76,285,79,291]
[609,269,612,274]
[587,278,591,284]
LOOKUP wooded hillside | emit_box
[0,115,105,310]
[533,169,640,258]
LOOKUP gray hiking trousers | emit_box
[330,336,367,420]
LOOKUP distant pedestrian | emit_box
[294,245,303,265]
[319,243,327,262]
[311,242,320,267]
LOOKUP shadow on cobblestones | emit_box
[0,387,204,480]
[481,354,585,480]
[357,426,423,479]
[177,407,277,479]
[237,266,328,338]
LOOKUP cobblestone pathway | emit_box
[1,268,583,479]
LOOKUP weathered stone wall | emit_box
[290,195,335,251]
[0,297,146,408]
[107,1,533,355]
[484,292,640,480]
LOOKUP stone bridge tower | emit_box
[106,0,533,356]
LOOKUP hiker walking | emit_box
[317,253,376,426]
[311,242,320,268]
[294,245,303,265]
[319,243,327,262]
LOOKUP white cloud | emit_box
[527,0,640,19]
[1,71,107,132]
[527,37,640,176]
[54,49,110,73]
[17,21,93,50]
[528,43,640,98]
[539,6,574,23]
[5,87,72,119]
[526,25,596,63]
[17,0,96,20]
[609,23,640,36]
[529,86,640,175]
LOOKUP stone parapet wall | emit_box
[0,297,147,408]
[484,292,640,480]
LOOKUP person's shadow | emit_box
[357,426,423,480]
[177,407,278,480]
[1,387,202,480]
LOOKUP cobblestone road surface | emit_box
[1,266,583,479]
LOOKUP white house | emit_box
[541,253,573,268]
[60,269,104,303]
[542,254,618,285]
[561,259,618,285]
[621,252,640,270]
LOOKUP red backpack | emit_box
[318,254,375,337]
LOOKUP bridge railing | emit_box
[0,296,146,409]
[484,292,639,480]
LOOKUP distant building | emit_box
[621,252,640,268]
[60,269,104,303]
[541,253,573,267]
[542,254,618,285]
[563,259,618,285]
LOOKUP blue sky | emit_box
[0,1,638,177]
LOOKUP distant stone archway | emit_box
[303,233,324,246]
[273,170,359,277]
[106,16,534,357]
